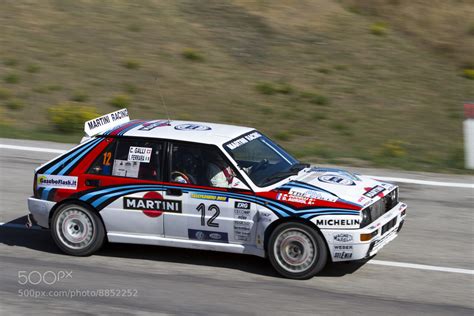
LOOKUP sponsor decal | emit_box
[276,192,317,205]
[333,233,353,243]
[363,185,386,198]
[127,146,152,163]
[174,124,211,131]
[287,188,338,202]
[234,203,252,242]
[315,219,360,226]
[334,245,353,250]
[123,192,182,218]
[334,252,352,259]
[226,132,261,150]
[234,201,250,209]
[234,220,251,242]
[138,120,170,131]
[191,193,228,202]
[318,174,355,186]
[112,159,139,178]
[37,174,78,190]
[188,229,228,243]
[84,108,129,136]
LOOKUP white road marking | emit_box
[1,221,473,275]
[368,259,474,275]
[367,175,474,189]
[0,144,66,154]
[1,144,473,188]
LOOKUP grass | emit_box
[0,0,472,173]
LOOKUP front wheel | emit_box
[268,222,327,279]
[51,203,105,256]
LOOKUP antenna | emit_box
[154,75,171,123]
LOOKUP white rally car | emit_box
[28,109,406,279]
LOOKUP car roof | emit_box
[102,119,254,146]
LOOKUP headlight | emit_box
[360,208,372,228]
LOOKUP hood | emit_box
[286,167,397,208]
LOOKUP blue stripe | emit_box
[58,138,103,175]
[91,186,162,208]
[285,182,362,208]
[282,181,338,197]
[41,138,102,200]
[301,212,359,219]
[118,120,143,136]
[83,183,359,219]
[82,184,291,217]
[80,184,155,201]
[43,138,100,175]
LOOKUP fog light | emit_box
[360,230,378,241]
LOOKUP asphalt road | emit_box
[0,138,473,315]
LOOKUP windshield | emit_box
[224,131,306,187]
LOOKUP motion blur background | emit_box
[1,0,473,172]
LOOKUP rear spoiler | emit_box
[81,108,130,143]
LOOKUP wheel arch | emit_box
[263,217,329,253]
[48,198,107,235]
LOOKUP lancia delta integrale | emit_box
[28,109,406,279]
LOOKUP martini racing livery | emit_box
[28,109,407,279]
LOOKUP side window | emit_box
[88,138,163,181]
[169,143,239,188]
[112,139,163,181]
[88,139,117,176]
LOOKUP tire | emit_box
[268,222,327,279]
[51,203,105,256]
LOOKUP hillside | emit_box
[1,0,473,172]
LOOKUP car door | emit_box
[83,137,166,237]
[162,141,258,245]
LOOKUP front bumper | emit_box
[27,197,56,228]
[321,202,407,262]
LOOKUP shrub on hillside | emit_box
[4,73,20,84]
[462,69,474,80]
[26,64,41,73]
[370,22,388,36]
[4,99,24,110]
[182,49,204,61]
[71,91,89,102]
[48,103,99,133]
[109,94,131,108]
[0,87,12,100]
[122,59,141,70]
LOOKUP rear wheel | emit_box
[51,203,105,256]
[268,222,327,279]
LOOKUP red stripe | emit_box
[109,119,147,136]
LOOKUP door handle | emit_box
[166,188,182,196]
[85,179,101,187]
